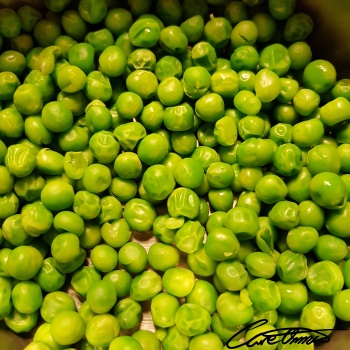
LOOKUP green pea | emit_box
[276,250,307,283]
[34,257,66,293]
[78,0,107,24]
[174,303,211,338]
[67,42,95,74]
[332,79,350,100]
[17,5,42,33]
[108,177,137,203]
[171,131,197,155]
[247,278,281,311]
[14,173,45,202]
[35,148,64,176]
[252,12,276,42]
[233,90,261,115]
[306,260,343,297]
[0,191,20,218]
[50,310,85,346]
[110,336,143,350]
[203,15,232,49]
[103,270,132,299]
[173,220,204,254]
[230,20,258,48]
[0,72,20,101]
[86,314,120,348]
[310,172,347,209]
[129,18,160,48]
[268,200,299,230]
[159,26,188,55]
[2,214,32,246]
[180,15,204,43]
[33,19,62,47]
[313,234,347,262]
[210,69,239,100]
[5,309,38,334]
[148,242,180,272]
[0,50,26,76]
[126,70,158,99]
[191,41,217,72]
[24,115,53,146]
[259,43,291,77]
[216,291,254,327]
[320,96,350,126]
[41,180,75,212]
[183,66,211,99]
[0,8,21,38]
[118,241,148,273]
[167,187,200,220]
[162,267,195,297]
[284,13,313,42]
[216,259,248,292]
[5,144,36,179]
[130,269,163,301]
[60,9,87,41]
[230,46,258,71]
[6,245,43,280]
[254,68,281,103]
[237,70,256,91]
[113,121,146,151]
[163,102,194,131]
[137,133,169,166]
[152,214,177,244]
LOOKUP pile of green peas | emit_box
[1,0,350,349]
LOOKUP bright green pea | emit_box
[157,77,184,106]
[230,20,258,48]
[86,314,120,348]
[11,280,42,314]
[248,278,281,311]
[40,180,75,212]
[128,48,156,71]
[61,9,87,41]
[104,7,132,36]
[113,121,146,151]
[191,41,217,72]
[174,303,211,338]
[252,12,276,42]
[332,79,350,100]
[320,96,350,126]
[167,187,200,219]
[183,66,211,99]
[57,65,86,93]
[292,118,324,148]
[58,125,89,152]
[35,148,64,176]
[306,260,344,296]
[254,68,281,103]
[86,279,117,314]
[34,257,66,293]
[203,14,232,49]
[180,15,204,43]
[159,25,188,55]
[84,71,112,102]
[174,220,204,254]
[0,192,17,221]
[171,131,197,155]
[269,200,299,230]
[238,116,266,140]
[208,187,233,212]
[110,336,143,350]
[186,247,217,278]
[6,245,43,280]
[41,101,73,133]
[108,177,137,203]
[126,70,158,99]
[50,310,85,346]
[5,309,38,334]
[72,190,100,220]
[214,116,238,147]
[284,12,313,42]
[24,116,53,146]
[313,234,347,262]
[288,41,312,70]
[137,133,168,166]
[259,43,291,77]
[39,291,75,324]
[197,123,217,147]
[309,172,347,209]
[129,18,160,48]
[101,218,131,248]
[162,267,195,297]
[130,269,162,301]
[0,72,20,101]
[148,243,180,272]
[114,152,142,180]
[216,291,254,327]
[273,143,303,177]
[3,213,33,247]
[277,78,299,103]
[307,144,341,176]
[173,158,204,189]
[103,270,132,299]
[276,250,307,283]
[0,50,26,76]
[216,259,248,291]
[230,46,259,71]
[118,241,148,274]
[85,28,114,55]
[67,42,95,74]
[233,90,261,115]
[90,244,118,273]
[13,173,45,202]
[163,102,194,131]
[71,266,101,297]
[99,45,127,78]
[286,226,319,254]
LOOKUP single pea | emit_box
[90,245,118,273]
[205,227,240,262]
[230,20,258,48]
[191,41,217,72]
[286,226,319,254]
[5,244,43,280]
[248,278,281,312]
[34,257,66,293]
[277,78,299,103]
[180,15,204,43]
[173,158,204,189]
[50,310,85,346]
[2,214,32,246]
[0,50,26,76]
[5,309,38,334]
[132,330,161,350]
[183,66,211,99]
[129,17,160,48]
[332,79,350,100]
[85,314,120,348]
[259,43,291,77]
[148,243,180,272]
[187,247,218,278]
[130,269,163,301]
[230,46,259,71]
[110,336,143,350]
[216,259,248,291]
[276,250,308,283]
[162,267,195,297]
[171,131,197,155]
[284,13,313,42]
[114,298,142,330]
[35,148,64,176]
[313,234,347,262]
[254,68,281,103]
[153,214,177,244]
[108,177,137,203]
[174,220,205,254]
[224,206,259,240]
[233,90,261,115]
[167,187,200,219]
[252,12,276,42]
[0,192,19,220]
[41,180,75,211]
[40,291,76,323]
[245,252,276,279]
[78,0,107,24]
[104,8,132,36]
[11,281,42,314]
[216,291,254,327]
[61,9,88,41]
[17,5,42,33]
[163,102,194,131]
[118,241,148,274]
[159,25,188,55]
[103,270,132,299]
